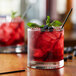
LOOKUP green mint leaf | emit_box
[40,25,45,28]
[27,22,40,28]
[50,20,62,27]
[11,11,17,18]
[46,16,50,25]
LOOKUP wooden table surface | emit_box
[0,54,76,76]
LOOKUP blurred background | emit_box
[0,0,76,47]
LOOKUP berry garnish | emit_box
[40,25,48,32]
[43,25,48,30]
[73,51,76,57]
[67,55,72,60]
[64,57,67,61]
[48,27,53,32]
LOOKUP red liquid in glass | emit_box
[29,28,64,62]
[0,17,25,46]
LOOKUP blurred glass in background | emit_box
[0,0,25,53]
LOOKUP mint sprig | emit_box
[46,16,50,25]
[40,25,45,28]
[11,11,25,19]
[27,16,62,28]
[11,11,17,19]
[27,22,45,28]
[27,23,40,28]
[46,16,62,27]
[50,20,62,27]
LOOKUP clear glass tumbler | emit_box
[27,28,64,69]
[0,16,25,53]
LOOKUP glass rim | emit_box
[27,27,64,31]
[0,15,23,23]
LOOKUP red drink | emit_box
[28,28,64,69]
[0,16,25,46]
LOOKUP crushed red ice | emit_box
[53,33,64,57]
[0,17,24,46]
[35,32,58,52]
[33,49,45,58]
[30,30,64,62]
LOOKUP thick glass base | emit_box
[28,60,64,69]
[0,45,26,53]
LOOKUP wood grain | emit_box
[0,54,76,76]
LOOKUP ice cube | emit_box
[35,32,57,53]
[53,37,64,57]
[10,22,19,29]
[33,49,44,58]
[52,31,61,39]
